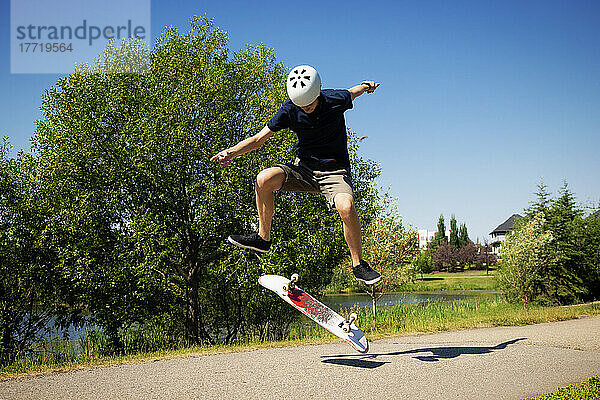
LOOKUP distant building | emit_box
[417,229,451,250]
[417,229,436,249]
[490,214,522,255]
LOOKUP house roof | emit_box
[490,214,522,235]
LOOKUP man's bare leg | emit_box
[333,193,363,266]
[255,167,285,241]
[335,193,381,284]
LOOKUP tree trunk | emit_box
[523,294,529,313]
[184,275,214,346]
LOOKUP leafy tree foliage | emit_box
[413,251,434,279]
[428,214,474,271]
[449,215,459,248]
[362,213,418,288]
[26,16,383,352]
[437,215,446,239]
[433,241,456,272]
[503,180,600,306]
[458,223,469,247]
[428,214,447,251]
[457,241,477,266]
[497,213,555,310]
[0,140,73,363]
[579,211,600,297]
[360,209,419,329]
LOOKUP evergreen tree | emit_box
[579,211,600,299]
[428,214,447,251]
[449,215,459,248]
[437,215,446,241]
[526,179,551,219]
[518,181,589,305]
[541,182,586,303]
[458,223,469,247]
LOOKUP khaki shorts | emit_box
[275,158,354,209]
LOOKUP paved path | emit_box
[2,315,599,399]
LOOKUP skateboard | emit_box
[258,274,369,353]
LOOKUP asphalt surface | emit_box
[1,315,599,400]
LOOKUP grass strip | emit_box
[523,376,600,399]
[2,297,599,380]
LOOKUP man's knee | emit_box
[334,193,355,218]
[256,167,285,192]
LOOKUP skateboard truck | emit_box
[282,273,299,292]
[339,313,358,333]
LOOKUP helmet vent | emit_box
[286,64,321,107]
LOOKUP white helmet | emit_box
[286,65,321,107]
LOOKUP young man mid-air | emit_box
[211,65,381,284]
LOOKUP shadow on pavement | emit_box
[321,358,390,369]
[321,338,527,369]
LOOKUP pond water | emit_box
[322,292,482,311]
[42,292,493,342]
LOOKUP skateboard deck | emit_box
[258,274,369,353]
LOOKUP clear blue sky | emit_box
[1,0,599,241]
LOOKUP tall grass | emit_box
[283,296,600,341]
[2,297,599,378]
[1,323,187,377]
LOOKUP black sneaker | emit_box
[228,232,271,253]
[353,260,382,284]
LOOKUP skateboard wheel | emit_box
[342,324,351,333]
[291,273,299,282]
[350,313,358,322]
[282,283,289,292]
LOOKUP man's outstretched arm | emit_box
[210,125,274,167]
[348,81,380,100]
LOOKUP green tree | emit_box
[525,179,552,218]
[437,215,446,237]
[413,251,434,280]
[361,211,419,330]
[458,223,469,248]
[516,181,597,305]
[524,182,586,304]
[34,17,292,347]
[428,214,446,251]
[33,16,383,348]
[449,215,459,248]
[578,211,600,298]
[0,140,72,363]
[497,213,555,311]
[542,182,586,303]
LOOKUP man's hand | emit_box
[209,125,275,167]
[349,81,380,100]
[361,81,380,94]
[210,149,234,167]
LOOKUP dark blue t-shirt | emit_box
[267,89,353,168]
